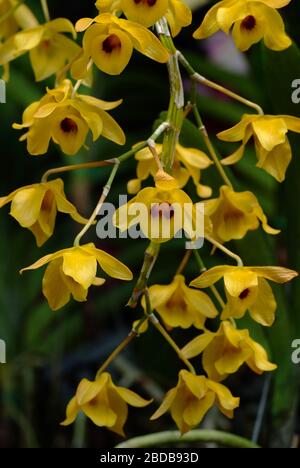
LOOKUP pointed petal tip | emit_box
[75,17,94,32]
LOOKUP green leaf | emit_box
[261,42,300,447]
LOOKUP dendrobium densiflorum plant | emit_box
[0,0,299,445]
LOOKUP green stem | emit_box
[96,331,137,378]
[74,160,120,246]
[156,18,184,172]
[176,250,192,275]
[127,20,185,309]
[95,315,149,378]
[40,0,50,21]
[71,59,93,99]
[148,121,170,171]
[41,160,114,183]
[193,249,206,272]
[127,242,160,308]
[191,95,233,188]
[118,142,146,163]
[153,320,196,374]
[178,52,264,115]
[65,142,155,245]
[115,430,261,449]
[206,235,243,266]
[72,413,86,448]
[42,142,148,183]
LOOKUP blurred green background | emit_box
[0,0,300,448]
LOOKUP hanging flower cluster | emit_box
[0,0,298,440]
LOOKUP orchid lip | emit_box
[102,34,122,53]
[150,202,175,220]
[60,118,78,134]
[134,0,157,5]
[241,15,256,31]
[239,288,251,300]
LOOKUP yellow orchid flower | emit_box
[165,0,193,37]
[203,185,279,243]
[142,274,218,329]
[20,243,133,311]
[183,321,277,382]
[61,372,151,435]
[0,178,89,247]
[190,265,298,326]
[113,175,205,243]
[95,0,123,16]
[151,369,240,434]
[72,13,169,77]
[0,0,38,41]
[127,142,212,198]
[0,0,19,41]
[218,114,300,182]
[119,0,169,29]
[0,0,38,80]
[0,18,81,81]
[13,79,125,156]
[194,0,292,52]
[95,0,192,36]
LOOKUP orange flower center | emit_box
[166,297,187,311]
[41,190,54,211]
[88,398,98,407]
[239,288,250,300]
[241,15,256,31]
[40,39,51,50]
[60,118,78,134]
[134,0,157,6]
[102,34,122,54]
[151,203,175,220]
[224,209,244,222]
